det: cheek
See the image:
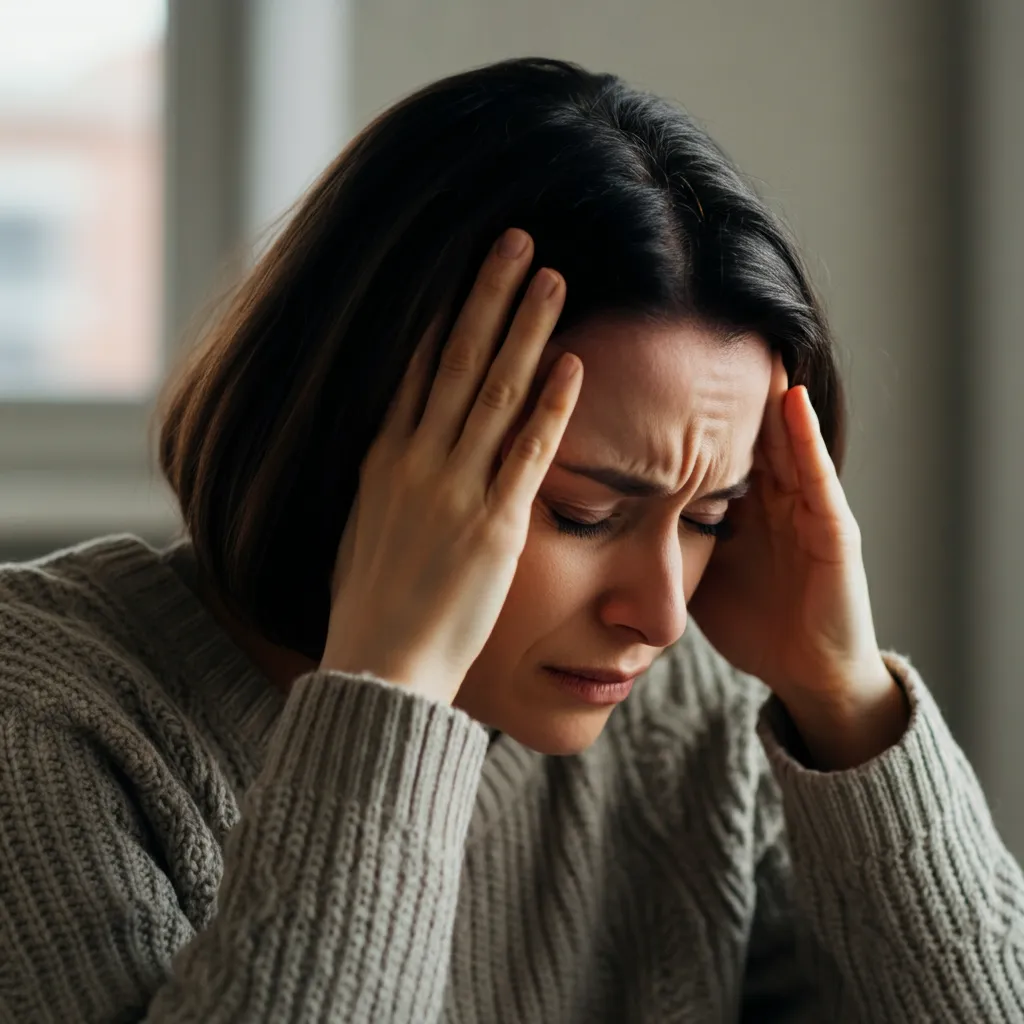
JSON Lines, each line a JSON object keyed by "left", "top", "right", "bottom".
{"left": 488, "top": 516, "right": 584, "bottom": 642}
{"left": 512, "top": 514, "right": 582, "bottom": 604}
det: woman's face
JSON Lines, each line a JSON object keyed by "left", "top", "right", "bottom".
{"left": 454, "top": 317, "right": 773, "bottom": 754}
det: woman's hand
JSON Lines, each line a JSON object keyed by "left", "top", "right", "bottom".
{"left": 319, "top": 229, "right": 582, "bottom": 706}
{"left": 689, "top": 353, "right": 909, "bottom": 770}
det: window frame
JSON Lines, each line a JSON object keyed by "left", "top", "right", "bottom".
{"left": 0, "top": 0, "right": 247, "bottom": 546}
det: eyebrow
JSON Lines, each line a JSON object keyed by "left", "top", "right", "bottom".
{"left": 554, "top": 462, "right": 752, "bottom": 502}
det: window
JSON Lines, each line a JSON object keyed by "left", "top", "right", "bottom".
{"left": 0, "top": 0, "right": 235, "bottom": 548}
{"left": 0, "top": 0, "right": 165, "bottom": 400}
{"left": 0, "top": 0, "right": 346, "bottom": 549}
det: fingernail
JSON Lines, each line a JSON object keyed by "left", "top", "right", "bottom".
{"left": 552, "top": 354, "right": 580, "bottom": 385}
{"left": 498, "top": 228, "right": 529, "bottom": 258}
{"left": 534, "top": 268, "right": 561, "bottom": 298}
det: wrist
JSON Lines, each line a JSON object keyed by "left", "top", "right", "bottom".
{"left": 319, "top": 639, "right": 455, "bottom": 706}
{"left": 783, "top": 655, "right": 910, "bottom": 770}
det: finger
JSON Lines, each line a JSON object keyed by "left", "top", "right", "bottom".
{"left": 452, "top": 267, "right": 566, "bottom": 472}
{"left": 784, "top": 385, "right": 849, "bottom": 519}
{"left": 761, "top": 352, "right": 800, "bottom": 494}
{"left": 379, "top": 319, "right": 442, "bottom": 442}
{"left": 488, "top": 352, "right": 582, "bottom": 515}
{"left": 417, "top": 228, "right": 534, "bottom": 450}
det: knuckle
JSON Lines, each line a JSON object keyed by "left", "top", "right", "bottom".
{"left": 476, "top": 263, "right": 513, "bottom": 300}
{"left": 539, "top": 385, "right": 574, "bottom": 417}
{"left": 512, "top": 431, "right": 547, "bottom": 462}
{"left": 438, "top": 343, "right": 476, "bottom": 378}
{"left": 478, "top": 376, "right": 518, "bottom": 412}
{"left": 440, "top": 483, "right": 477, "bottom": 526}
{"left": 481, "top": 505, "right": 521, "bottom": 545}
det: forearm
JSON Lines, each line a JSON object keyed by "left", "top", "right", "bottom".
{"left": 1, "top": 673, "right": 487, "bottom": 1023}
{"left": 151, "top": 671, "right": 487, "bottom": 1022}
{"left": 758, "top": 653, "right": 1024, "bottom": 1021}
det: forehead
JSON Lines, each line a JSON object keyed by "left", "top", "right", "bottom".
{"left": 550, "top": 317, "right": 772, "bottom": 487}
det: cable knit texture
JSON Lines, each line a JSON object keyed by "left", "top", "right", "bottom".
{"left": 1, "top": 534, "right": 1022, "bottom": 1022}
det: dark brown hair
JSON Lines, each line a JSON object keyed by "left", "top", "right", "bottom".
{"left": 158, "top": 57, "right": 844, "bottom": 659}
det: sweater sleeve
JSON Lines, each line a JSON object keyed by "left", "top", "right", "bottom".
{"left": 0, "top": 670, "right": 487, "bottom": 1024}
{"left": 745, "top": 652, "right": 1024, "bottom": 1022}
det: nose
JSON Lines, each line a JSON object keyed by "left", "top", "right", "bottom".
{"left": 598, "top": 527, "right": 689, "bottom": 649}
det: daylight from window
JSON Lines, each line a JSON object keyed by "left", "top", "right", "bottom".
{"left": 0, "top": 0, "right": 165, "bottom": 399}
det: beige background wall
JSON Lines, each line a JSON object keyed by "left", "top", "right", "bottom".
{"left": 350, "top": 0, "right": 964, "bottom": 709}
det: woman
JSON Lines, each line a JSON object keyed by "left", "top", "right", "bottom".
{"left": 1, "top": 57, "right": 1020, "bottom": 1022}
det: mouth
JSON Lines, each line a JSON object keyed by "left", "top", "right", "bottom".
{"left": 546, "top": 665, "right": 648, "bottom": 684}
{"left": 542, "top": 665, "right": 648, "bottom": 706}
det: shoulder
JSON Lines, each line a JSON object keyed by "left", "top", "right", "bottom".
{"left": 0, "top": 538, "right": 232, "bottom": 935}
{"left": 0, "top": 534, "right": 185, "bottom": 727}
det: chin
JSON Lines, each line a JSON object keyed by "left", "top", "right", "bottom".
{"left": 497, "top": 706, "right": 615, "bottom": 756}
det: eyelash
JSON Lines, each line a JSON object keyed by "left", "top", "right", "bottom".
{"left": 551, "top": 510, "right": 730, "bottom": 541}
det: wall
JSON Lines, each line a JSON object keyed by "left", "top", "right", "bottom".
{"left": 966, "top": 0, "right": 1024, "bottom": 853}
{"left": 351, "top": 0, "right": 963, "bottom": 712}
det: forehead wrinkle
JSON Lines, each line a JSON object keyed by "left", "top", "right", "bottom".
{"left": 625, "top": 368, "right": 748, "bottom": 493}
{"left": 619, "top": 417, "right": 689, "bottom": 496}
{"left": 682, "top": 429, "right": 731, "bottom": 502}
{"left": 687, "top": 391, "right": 742, "bottom": 484}
{"left": 677, "top": 422, "right": 707, "bottom": 497}
{"left": 557, "top": 317, "right": 769, "bottom": 500}
{"left": 613, "top": 420, "right": 724, "bottom": 502}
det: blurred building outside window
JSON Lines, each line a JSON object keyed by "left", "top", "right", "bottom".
{"left": 0, "top": 0, "right": 164, "bottom": 400}
{"left": 0, "top": 0, "right": 347, "bottom": 546}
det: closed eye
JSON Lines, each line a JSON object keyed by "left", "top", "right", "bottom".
{"left": 550, "top": 509, "right": 731, "bottom": 541}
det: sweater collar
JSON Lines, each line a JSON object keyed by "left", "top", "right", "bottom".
{"left": 90, "top": 534, "right": 286, "bottom": 771}
{"left": 92, "top": 534, "right": 544, "bottom": 819}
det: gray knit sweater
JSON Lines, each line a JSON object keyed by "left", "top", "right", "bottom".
{"left": 1, "top": 534, "right": 1022, "bottom": 1023}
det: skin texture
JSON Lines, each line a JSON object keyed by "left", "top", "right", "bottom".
{"left": 206, "top": 232, "right": 908, "bottom": 770}
{"left": 203, "top": 312, "right": 775, "bottom": 758}
{"left": 454, "top": 318, "right": 772, "bottom": 755}
{"left": 209, "top": 311, "right": 905, "bottom": 769}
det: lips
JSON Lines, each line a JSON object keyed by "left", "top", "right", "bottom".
{"left": 545, "top": 666, "right": 649, "bottom": 684}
